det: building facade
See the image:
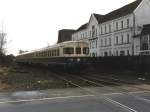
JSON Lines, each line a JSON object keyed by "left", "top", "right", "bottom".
{"left": 72, "top": 0, "right": 150, "bottom": 56}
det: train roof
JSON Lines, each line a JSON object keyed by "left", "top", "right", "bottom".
{"left": 17, "top": 41, "right": 88, "bottom": 56}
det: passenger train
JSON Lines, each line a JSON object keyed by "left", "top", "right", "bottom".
{"left": 16, "top": 41, "right": 89, "bottom": 68}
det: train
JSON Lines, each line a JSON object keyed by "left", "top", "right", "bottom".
{"left": 15, "top": 41, "right": 90, "bottom": 70}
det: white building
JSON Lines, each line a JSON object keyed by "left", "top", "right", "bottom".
{"left": 140, "top": 24, "right": 150, "bottom": 55}
{"left": 72, "top": 0, "right": 150, "bottom": 57}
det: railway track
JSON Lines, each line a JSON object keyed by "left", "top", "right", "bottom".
{"left": 82, "top": 72, "right": 137, "bottom": 84}
{"left": 51, "top": 70, "right": 149, "bottom": 95}
{"left": 51, "top": 71, "right": 150, "bottom": 112}
{"left": 81, "top": 72, "right": 150, "bottom": 91}
{"left": 52, "top": 70, "right": 150, "bottom": 92}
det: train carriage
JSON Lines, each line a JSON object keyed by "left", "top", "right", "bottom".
{"left": 16, "top": 41, "right": 89, "bottom": 67}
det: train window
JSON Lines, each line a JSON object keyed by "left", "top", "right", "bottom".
{"left": 63, "top": 47, "right": 74, "bottom": 54}
{"left": 46, "top": 51, "right": 48, "bottom": 57}
{"left": 57, "top": 49, "right": 60, "bottom": 56}
{"left": 44, "top": 51, "right": 46, "bottom": 57}
{"left": 47, "top": 51, "right": 49, "bottom": 56}
{"left": 36, "top": 53, "right": 37, "bottom": 57}
{"left": 45, "top": 51, "right": 47, "bottom": 56}
{"left": 44, "top": 51, "right": 46, "bottom": 56}
{"left": 52, "top": 50, "right": 54, "bottom": 56}
{"left": 48, "top": 50, "right": 50, "bottom": 56}
{"left": 76, "top": 47, "right": 81, "bottom": 54}
{"left": 55, "top": 49, "right": 57, "bottom": 56}
{"left": 55, "top": 49, "right": 58, "bottom": 56}
{"left": 43, "top": 52, "right": 45, "bottom": 56}
{"left": 83, "top": 47, "right": 89, "bottom": 54}
{"left": 38, "top": 52, "right": 39, "bottom": 56}
{"left": 50, "top": 51, "right": 52, "bottom": 56}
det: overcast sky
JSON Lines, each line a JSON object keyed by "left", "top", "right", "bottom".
{"left": 0, "top": 0, "right": 135, "bottom": 55}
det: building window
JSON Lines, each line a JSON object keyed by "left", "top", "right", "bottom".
{"left": 82, "top": 33, "right": 84, "bottom": 39}
{"left": 116, "top": 36, "right": 118, "bottom": 45}
{"left": 101, "top": 39, "right": 103, "bottom": 47}
{"left": 95, "top": 28, "right": 97, "bottom": 36}
{"left": 92, "top": 53, "right": 96, "bottom": 57}
{"left": 109, "top": 38, "right": 111, "bottom": 46}
{"left": 105, "top": 25, "right": 107, "bottom": 33}
{"left": 82, "top": 34, "right": 84, "bottom": 39}
{"left": 101, "top": 52, "right": 103, "bottom": 56}
{"left": 127, "top": 50, "right": 130, "bottom": 55}
{"left": 85, "top": 32, "right": 87, "bottom": 38}
{"left": 109, "top": 51, "right": 111, "bottom": 56}
{"left": 127, "top": 34, "right": 130, "bottom": 43}
{"left": 92, "top": 26, "right": 95, "bottom": 37}
{"left": 101, "top": 27, "right": 103, "bottom": 34}
{"left": 120, "top": 51, "right": 125, "bottom": 56}
{"left": 116, "top": 22, "right": 118, "bottom": 31}
{"left": 92, "top": 41, "right": 94, "bottom": 48}
{"left": 127, "top": 19, "right": 130, "bottom": 28}
{"left": 116, "top": 51, "right": 118, "bottom": 56}
{"left": 121, "top": 35, "right": 124, "bottom": 44}
{"left": 90, "top": 31, "right": 92, "bottom": 37}
{"left": 83, "top": 47, "right": 89, "bottom": 55}
{"left": 90, "top": 42, "right": 91, "bottom": 48}
{"left": 121, "top": 21, "right": 123, "bottom": 29}
{"left": 105, "top": 38, "right": 107, "bottom": 46}
{"left": 109, "top": 24, "right": 111, "bottom": 33}
{"left": 96, "top": 40, "right": 97, "bottom": 48}
{"left": 104, "top": 52, "right": 108, "bottom": 56}
{"left": 141, "top": 35, "right": 149, "bottom": 50}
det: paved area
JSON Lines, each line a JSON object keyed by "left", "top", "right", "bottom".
{"left": 0, "top": 86, "right": 150, "bottom": 112}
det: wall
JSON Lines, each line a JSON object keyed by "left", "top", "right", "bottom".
{"left": 134, "top": 0, "right": 150, "bottom": 26}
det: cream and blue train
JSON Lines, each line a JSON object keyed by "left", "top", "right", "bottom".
{"left": 16, "top": 41, "right": 89, "bottom": 67}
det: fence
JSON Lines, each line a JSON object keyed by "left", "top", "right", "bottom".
{"left": 88, "top": 56, "right": 150, "bottom": 73}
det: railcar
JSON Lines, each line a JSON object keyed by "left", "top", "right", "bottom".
{"left": 16, "top": 41, "right": 90, "bottom": 69}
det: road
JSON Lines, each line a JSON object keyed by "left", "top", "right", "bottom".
{"left": 0, "top": 87, "right": 150, "bottom": 112}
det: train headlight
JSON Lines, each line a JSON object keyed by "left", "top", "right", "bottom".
{"left": 77, "top": 58, "right": 80, "bottom": 62}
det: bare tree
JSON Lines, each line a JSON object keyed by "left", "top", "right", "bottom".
{"left": 0, "top": 32, "right": 7, "bottom": 55}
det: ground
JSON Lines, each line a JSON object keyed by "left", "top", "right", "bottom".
{"left": 0, "top": 65, "right": 150, "bottom": 111}
{"left": 0, "top": 64, "right": 150, "bottom": 92}
{"left": 0, "top": 86, "right": 150, "bottom": 112}
{"left": 0, "top": 65, "right": 73, "bottom": 92}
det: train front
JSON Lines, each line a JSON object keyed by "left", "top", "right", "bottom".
{"left": 61, "top": 41, "right": 90, "bottom": 72}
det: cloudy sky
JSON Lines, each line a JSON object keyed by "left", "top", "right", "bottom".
{"left": 0, "top": 0, "right": 135, "bottom": 55}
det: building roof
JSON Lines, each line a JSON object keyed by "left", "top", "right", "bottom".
{"left": 75, "top": 23, "right": 88, "bottom": 32}
{"left": 102, "top": 0, "right": 142, "bottom": 23}
{"left": 94, "top": 0, "right": 143, "bottom": 23}
{"left": 75, "top": 0, "right": 143, "bottom": 33}
{"left": 93, "top": 13, "right": 104, "bottom": 24}
{"left": 57, "top": 29, "right": 75, "bottom": 43}
{"left": 141, "top": 24, "right": 150, "bottom": 35}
